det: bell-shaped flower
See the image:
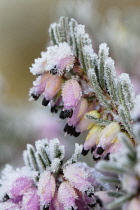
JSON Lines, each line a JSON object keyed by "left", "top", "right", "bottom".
{"left": 42, "top": 74, "right": 62, "bottom": 106}
{"left": 10, "top": 176, "right": 33, "bottom": 198}
{"left": 29, "top": 72, "right": 53, "bottom": 100}
{"left": 84, "top": 125, "right": 103, "bottom": 151}
{"left": 125, "top": 198, "right": 140, "bottom": 210}
{"left": 75, "top": 107, "right": 98, "bottom": 134}
{"left": 61, "top": 79, "right": 82, "bottom": 118}
{"left": 63, "top": 163, "right": 94, "bottom": 196}
{"left": 96, "top": 122, "right": 120, "bottom": 153}
{"left": 37, "top": 171, "right": 56, "bottom": 207}
{"left": 22, "top": 187, "right": 40, "bottom": 210}
{"left": 64, "top": 98, "right": 88, "bottom": 137}
{"left": 57, "top": 181, "right": 78, "bottom": 210}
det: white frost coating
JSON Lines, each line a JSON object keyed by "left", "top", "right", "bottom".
{"left": 35, "top": 139, "right": 48, "bottom": 151}
{"left": 0, "top": 166, "right": 37, "bottom": 200}
{"left": 82, "top": 45, "right": 94, "bottom": 58}
{"left": 132, "top": 94, "right": 140, "bottom": 120}
{"left": 64, "top": 143, "right": 83, "bottom": 166}
{"left": 30, "top": 51, "right": 48, "bottom": 75}
{"left": 45, "top": 42, "right": 75, "bottom": 75}
{"left": 105, "top": 57, "right": 116, "bottom": 76}
{"left": 74, "top": 24, "right": 91, "bottom": 45}
{"left": 99, "top": 43, "right": 109, "bottom": 58}
{"left": 51, "top": 158, "right": 61, "bottom": 173}
{"left": 119, "top": 73, "right": 135, "bottom": 111}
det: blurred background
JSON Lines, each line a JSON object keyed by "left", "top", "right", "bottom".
{"left": 0, "top": 0, "right": 140, "bottom": 169}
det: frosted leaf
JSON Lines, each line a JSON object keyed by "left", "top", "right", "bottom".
{"left": 51, "top": 158, "right": 61, "bottom": 173}
{"left": 30, "top": 51, "right": 48, "bottom": 75}
{"left": 132, "top": 94, "right": 140, "bottom": 120}
{"left": 119, "top": 73, "right": 135, "bottom": 111}
{"left": 99, "top": 43, "right": 109, "bottom": 58}
{"left": 35, "top": 139, "right": 49, "bottom": 151}
{"left": 64, "top": 143, "right": 83, "bottom": 166}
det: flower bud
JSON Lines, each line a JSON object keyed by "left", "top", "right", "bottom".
{"left": 126, "top": 198, "right": 140, "bottom": 210}
{"left": 10, "top": 177, "right": 33, "bottom": 197}
{"left": 84, "top": 125, "right": 103, "bottom": 151}
{"left": 97, "top": 122, "right": 120, "bottom": 150}
{"left": 29, "top": 72, "right": 52, "bottom": 100}
{"left": 42, "top": 74, "right": 62, "bottom": 106}
{"left": 22, "top": 187, "right": 40, "bottom": 210}
{"left": 58, "top": 181, "right": 78, "bottom": 210}
{"left": 63, "top": 164, "right": 94, "bottom": 195}
{"left": 61, "top": 79, "right": 82, "bottom": 118}
{"left": 63, "top": 98, "right": 88, "bottom": 136}
{"left": 38, "top": 171, "right": 56, "bottom": 207}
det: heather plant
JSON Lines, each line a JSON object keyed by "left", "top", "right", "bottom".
{"left": 0, "top": 17, "right": 139, "bottom": 210}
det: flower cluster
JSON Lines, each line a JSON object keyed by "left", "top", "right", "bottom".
{"left": 29, "top": 17, "right": 136, "bottom": 162}
{"left": 0, "top": 138, "right": 108, "bottom": 210}
{"left": 96, "top": 121, "right": 140, "bottom": 209}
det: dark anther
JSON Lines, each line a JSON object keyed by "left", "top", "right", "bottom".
{"left": 104, "top": 153, "right": 110, "bottom": 160}
{"left": 73, "top": 130, "right": 81, "bottom": 137}
{"left": 96, "top": 198, "right": 103, "bottom": 207}
{"left": 43, "top": 205, "right": 49, "bottom": 210}
{"left": 81, "top": 148, "right": 89, "bottom": 156}
{"left": 64, "top": 109, "right": 73, "bottom": 118}
{"left": 93, "top": 155, "right": 100, "bottom": 161}
{"left": 64, "top": 123, "right": 69, "bottom": 132}
{"left": 71, "top": 207, "right": 74, "bottom": 210}
{"left": 91, "top": 145, "right": 96, "bottom": 153}
{"left": 88, "top": 203, "right": 96, "bottom": 208}
{"left": 51, "top": 106, "right": 58, "bottom": 113}
{"left": 59, "top": 110, "right": 65, "bottom": 119}
{"left": 50, "top": 65, "right": 57, "bottom": 75}
{"left": 31, "top": 93, "right": 40, "bottom": 101}
{"left": 42, "top": 98, "right": 49, "bottom": 106}
{"left": 3, "top": 194, "right": 10, "bottom": 202}
{"left": 88, "top": 192, "right": 94, "bottom": 197}
{"left": 67, "top": 125, "right": 74, "bottom": 135}
{"left": 97, "top": 147, "right": 104, "bottom": 155}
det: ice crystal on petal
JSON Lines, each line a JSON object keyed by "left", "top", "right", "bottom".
{"left": 30, "top": 51, "right": 48, "bottom": 75}
{"left": 45, "top": 42, "right": 75, "bottom": 75}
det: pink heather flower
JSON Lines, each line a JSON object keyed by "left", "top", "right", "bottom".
{"left": 37, "top": 171, "right": 56, "bottom": 207}
{"left": 29, "top": 72, "right": 53, "bottom": 100}
{"left": 83, "top": 125, "right": 103, "bottom": 151}
{"left": 30, "top": 72, "right": 62, "bottom": 106}
{"left": 22, "top": 187, "right": 40, "bottom": 210}
{"left": 61, "top": 79, "right": 82, "bottom": 118}
{"left": 43, "top": 74, "right": 62, "bottom": 104}
{"left": 124, "top": 198, "right": 140, "bottom": 210}
{"left": 30, "top": 51, "right": 48, "bottom": 75}
{"left": 57, "top": 181, "right": 78, "bottom": 210}
{"left": 10, "top": 177, "right": 33, "bottom": 198}
{"left": 64, "top": 98, "right": 89, "bottom": 137}
{"left": 45, "top": 42, "right": 75, "bottom": 75}
{"left": 94, "top": 191, "right": 114, "bottom": 206}
{"left": 63, "top": 163, "right": 94, "bottom": 196}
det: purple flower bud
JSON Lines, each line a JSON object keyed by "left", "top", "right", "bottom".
{"left": 62, "top": 79, "right": 82, "bottom": 111}
{"left": 57, "top": 181, "right": 78, "bottom": 210}
{"left": 43, "top": 74, "right": 62, "bottom": 101}
{"left": 38, "top": 171, "right": 56, "bottom": 207}
{"left": 22, "top": 187, "right": 40, "bottom": 210}
{"left": 10, "top": 177, "right": 33, "bottom": 198}
{"left": 126, "top": 198, "right": 140, "bottom": 210}
{"left": 68, "top": 98, "right": 88, "bottom": 125}
{"left": 63, "top": 164, "right": 94, "bottom": 195}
